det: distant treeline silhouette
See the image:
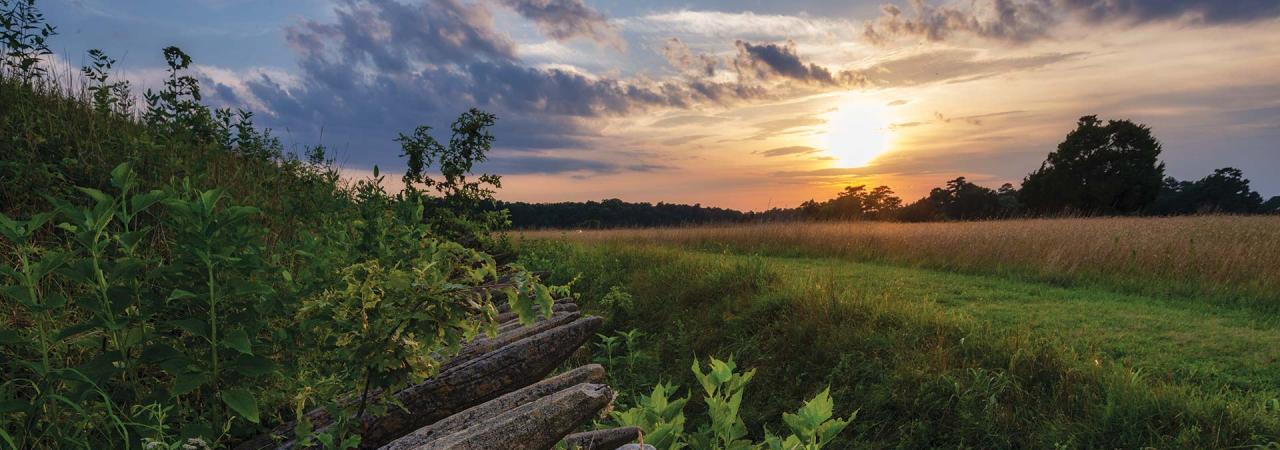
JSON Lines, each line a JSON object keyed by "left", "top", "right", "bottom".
{"left": 498, "top": 116, "right": 1279, "bottom": 229}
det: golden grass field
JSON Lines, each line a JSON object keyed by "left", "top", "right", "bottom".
{"left": 519, "top": 215, "right": 1280, "bottom": 303}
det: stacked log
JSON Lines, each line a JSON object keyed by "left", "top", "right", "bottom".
{"left": 237, "top": 296, "right": 644, "bottom": 450}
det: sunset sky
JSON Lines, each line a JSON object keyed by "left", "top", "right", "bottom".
{"left": 44, "top": 0, "right": 1280, "bottom": 210}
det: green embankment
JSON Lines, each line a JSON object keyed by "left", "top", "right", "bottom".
{"left": 521, "top": 240, "right": 1280, "bottom": 449}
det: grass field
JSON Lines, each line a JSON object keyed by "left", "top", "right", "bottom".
{"left": 515, "top": 218, "right": 1280, "bottom": 448}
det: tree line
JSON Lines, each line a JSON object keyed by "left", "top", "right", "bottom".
{"left": 502, "top": 115, "right": 1279, "bottom": 228}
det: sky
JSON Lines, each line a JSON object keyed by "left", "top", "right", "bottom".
{"left": 42, "top": 0, "right": 1280, "bottom": 211}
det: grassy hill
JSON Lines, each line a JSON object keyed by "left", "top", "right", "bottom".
{"left": 0, "top": 48, "right": 558, "bottom": 448}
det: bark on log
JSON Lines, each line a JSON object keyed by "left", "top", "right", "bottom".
{"left": 378, "top": 364, "right": 606, "bottom": 450}
{"left": 616, "top": 445, "right": 657, "bottom": 450}
{"left": 496, "top": 304, "right": 577, "bottom": 335}
{"left": 452, "top": 311, "right": 581, "bottom": 368}
{"left": 412, "top": 383, "right": 614, "bottom": 450}
{"left": 496, "top": 299, "right": 578, "bottom": 324}
{"left": 236, "top": 316, "right": 603, "bottom": 450}
{"left": 562, "top": 427, "right": 642, "bottom": 450}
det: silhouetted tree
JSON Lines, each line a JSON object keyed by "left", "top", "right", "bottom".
{"left": 1262, "top": 196, "right": 1280, "bottom": 214}
{"left": 895, "top": 198, "right": 940, "bottom": 222}
{"left": 1020, "top": 115, "right": 1165, "bottom": 215}
{"left": 996, "top": 183, "right": 1021, "bottom": 214}
{"left": 926, "top": 177, "right": 1001, "bottom": 220}
{"left": 1150, "top": 167, "right": 1265, "bottom": 214}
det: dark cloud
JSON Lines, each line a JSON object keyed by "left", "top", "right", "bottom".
{"left": 285, "top": 0, "right": 517, "bottom": 68}
{"left": 1058, "top": 0, "right": 1280, "bottom": 24}
{"left": 755, "top": 145, "right": 820, "bottom": 157}
{"left": 733, "top": 40, "right": 864, "bottom": 86}
{"left": 496, "top": 0, "right": 621, "bottom": 46}
{"left": 480, "top": 155, "right": 674, "bottom": 175}
{"left": 218, "top": 0, "right": 775, "bottom": 172}
{"left": 482, "top": 155, "right": 617, "bottom": 174}
{"left": 865, "top": 0, "right": 1280, "bottom": 44}
{"left": 626, "top": 163, "right": 676, "bottom": 172}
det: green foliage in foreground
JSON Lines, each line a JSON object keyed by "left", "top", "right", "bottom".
{"left": 0, "top": 34, "right": 556, "bottom": 448}
{"left": 521, "top": 240, "right": 1280, "bottom": 449}
{"left": 607, "top": 357, "right": 851, "bottom": 450}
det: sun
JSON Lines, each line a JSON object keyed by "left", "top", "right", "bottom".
{"left": 821, "top": 100, "right": 893, "bottom": 167}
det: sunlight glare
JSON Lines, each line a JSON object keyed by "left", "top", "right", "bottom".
{"left": 822, "top": 100, "right": 892, "bottom": 167}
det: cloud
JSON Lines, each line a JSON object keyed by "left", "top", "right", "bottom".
{"left": 1058, "top": 0, "right": 1280, "bottom": 24}
{"left": 627, "top": 10, "right": 854, "bottom": 40}
{"left": 660, "top": 134, "right": 713, "bottom": 145}
{"left": 661, "top": 38, "right": 718, "bottom": 77}
{"left": 864, "top": 0, "right": 1280, "bottom": 44}
{"left": 647, "top": 114, "right": 729, "bottom": 127}
{"left": 285, "top": 0, "right": 517, "bottom": 68}
{"left": 859, "top": 49, "right": 1081, "bottom": 86}
{"left": 496, "top": 0, "right": 623, "bottom": 48}
{"left": 743, "top": 115, "right": 826, "bottom": 141}
{"left": 217, "top": 0, "right": 782, "bottom": 165}
{"left": 733, "top": 40, "right": 864, "bottom": 86}
{"left": 934, "top": 110, "right": 1026, "bottom": 125}
{"left": 864, "top": 0, "right": 1055, "bottom": 44}
{"left": 755, "top": 145, "right": 821, "bottom": 157}
{"left": 482, "top": 154, "right": 673, "bottom": 175}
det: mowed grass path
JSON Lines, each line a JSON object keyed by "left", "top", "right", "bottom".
{"left": 753, "top": 252, "right": 1280, "bottom": 396}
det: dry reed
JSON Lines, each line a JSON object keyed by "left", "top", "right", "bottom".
{"left": 518, "top": 216, "right": 1280, "bottom": 303}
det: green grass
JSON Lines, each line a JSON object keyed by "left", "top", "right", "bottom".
{"left": 765, "top": 254, "right": 1280, "bottom": 396}
{"left": 520, "top": 239, "right": 1280, "bottom": 449}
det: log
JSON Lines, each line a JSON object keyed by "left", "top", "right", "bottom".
{"left": 452, "top": 311, "right": 581, "bottom": 368}
{"left": 496, "top": 305, "right": 577, "bottom": 335}
{"left": 236, "top": 316, "right": 603, "bottom": 450}
{"left": 379, "top": 365, "right": 607, "bottom": 450}
{"left": 562, "top": 427, "right": 642, "bottom": 450}
{"left": 413, "top": 383, "right": 614, "bottom": 450}
{"left": 496, "top": 299, "right": 578, "bottom": 324}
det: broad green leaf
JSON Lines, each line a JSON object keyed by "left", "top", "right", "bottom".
{"left": 222, "top": 329, "right": 253, "bottom": 354}
{"left": 231, "top": 354, "right": 277, "bottom": 377}
{"left": 54, "top": 321, "right": 97, "bottom": 340}
{"left": 168, "top": 288, "right": 199, "bottom": 301}
{"left": 76, "top": 186, "right": 112, "bottom": 205}
{"left": 130, "top": 190, "right": 167, "bottom": 213}
{"left": 109, "top": 162, "right": 132, "bottom": 188}
{"left": 172, "top": 371, "right": 211, "bottom": 396}
{"left": 169, "top": 318, "right": 209, "bottom": 339}
{"left": 140, "top": 344, "right": 184, "bottom": 364}
{"left": 221, "top": 388, "right": 260, "bottom": 423}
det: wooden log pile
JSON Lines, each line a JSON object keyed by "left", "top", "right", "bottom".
{"left": 236, "top": 296, "right": 649, "bottom": 450}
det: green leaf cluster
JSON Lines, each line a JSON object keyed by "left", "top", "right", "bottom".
{"left": 606, "top": 357, "right": 855, "bottom": 450}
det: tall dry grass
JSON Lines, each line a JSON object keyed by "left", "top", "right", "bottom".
{"left": 518, "top": 216, "right": 1280, "bottom": 305}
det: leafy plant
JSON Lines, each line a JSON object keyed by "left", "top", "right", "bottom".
{"left": 396, "top": 108, "right": 510, "bottom": 248}
{"left": 763, "top": 388, "right": 853, "bottom": 450}
{"left": 0, "top": 0, "right": 54, "bottom": 80}
{"left": 0, "top": 25, "right": 554, "bottom": 447}
{"left": 605, "top": 357, "right": 854, "bottom": 450}
{"left": 81, "top": 49, "right": 133, "bottom": 115}
{"left": 688, "top": 357, "right": 755, "bottom": 450}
